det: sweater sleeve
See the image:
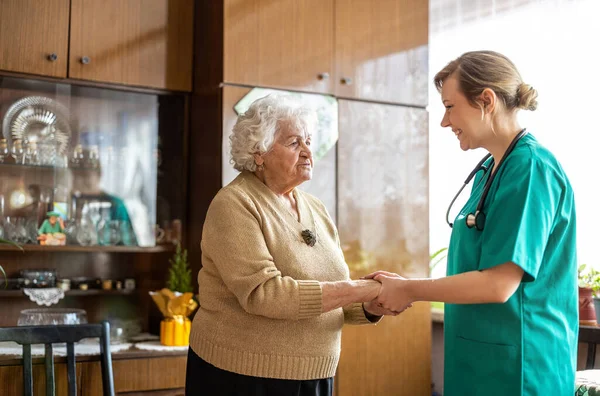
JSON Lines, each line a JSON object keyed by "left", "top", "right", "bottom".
{"left": 201, "top": 188, "right": 323, "bottom": 320}
{"left": 343, "top": 303, "right": 382, "bottom": 325}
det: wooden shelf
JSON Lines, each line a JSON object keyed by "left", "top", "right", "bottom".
{"left": 0, "top": 244, "right": 175, "bottom": 253}
{"left": 0, "top": 289, "right": 135, "bottom": 297}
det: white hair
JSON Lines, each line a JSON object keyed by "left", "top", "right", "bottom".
{"left": 229, "top": 94, "right": 316, "bottom": 172}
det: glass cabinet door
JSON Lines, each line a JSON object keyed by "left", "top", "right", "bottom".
{"left": 0, "top": 76, "right": 176, "bottom": 248}
{"left": 337, "top": 99, "right": 429, "bottom": 278}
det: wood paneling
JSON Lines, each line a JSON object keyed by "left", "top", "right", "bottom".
{"left": 0, "top": 361, "right": 83, "bottom": 395}
{"left": 0, "top": 353, "right": 186, "bottom": 395}
{"left": 69, "top": 0, "right": 194, "bottom": 91}
{"left": 335, "top": 0, "right": 429, "bottom": 105}
{"left": 81, "top": 356, "right": 187, "bottom": 395}
{"left": 223, "top": 0, "right": 334, "bottom": 93}
{"left": 0, "top": 0, "right": 70, "bottom": 78}
{"left": 337, "top": 303, "right": 431, "bottom": 396}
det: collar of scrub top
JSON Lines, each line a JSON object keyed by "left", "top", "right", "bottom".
{"left": 446, "top": 128, "right": 528, "bottom": 231}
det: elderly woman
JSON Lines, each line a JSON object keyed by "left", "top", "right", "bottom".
{"left": 185, "top": 95, "right": 391, "bottom": 395}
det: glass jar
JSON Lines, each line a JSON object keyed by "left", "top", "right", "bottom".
{"left": 0, "top": 138, "right": 9, "bottom": 163}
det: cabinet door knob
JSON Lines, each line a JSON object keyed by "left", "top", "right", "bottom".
{"left": 80, "top": 56, "right": 91, "bottom": 65}
{"left": 317, "top": 72, "right": 330, "bottom": 81}
{"left": 47, "top": 53, "right": 58, "bottom": 62}
{"left": 340, "top": 77, "right": 353, "bottom": 85}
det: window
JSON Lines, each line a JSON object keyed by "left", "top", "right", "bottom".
{"left": 429, "top": 0, "right": 598, "bottom": 273}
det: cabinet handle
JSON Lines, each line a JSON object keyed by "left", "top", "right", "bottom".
{"left": 80, "top": 56, "right": 91, "bottom": 65}
{"left": 317, "top": 72, "right": 330, "bottom": 81}
{"left": 340, "top": 77, "right": 353, "bottom": 85}
{"left": 47, "top": 53, "right": 58, "bottom": 62}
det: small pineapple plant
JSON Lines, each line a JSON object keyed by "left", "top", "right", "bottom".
{"left": 166, "top": 244, "right": 193, "bottom": 293}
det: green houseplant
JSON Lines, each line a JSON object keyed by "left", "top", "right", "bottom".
{"left": 578, "top": 264, "right": 600, "bottom": 325}
{"left": 166, "top": 244, "right": 193, "bottom": 293}
{"left": 430, "top": 247, "right": 448, "bottom": 312}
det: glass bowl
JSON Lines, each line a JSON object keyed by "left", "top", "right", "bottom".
{"left": 17, "top": 308, "right": 88, "bottom": 326}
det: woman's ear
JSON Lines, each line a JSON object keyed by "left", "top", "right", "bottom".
{"left": 480, "top": 88, "right": 497, "bottom": 114}
{"left": 253, "top": 153, "right": 264, "bottom": 166}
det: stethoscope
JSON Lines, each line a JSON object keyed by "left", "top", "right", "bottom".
{"left": 446, "top": 128, "right": 528, "bottom": 231}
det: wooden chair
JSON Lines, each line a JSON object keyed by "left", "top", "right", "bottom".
{"left": 0, "top": 321, "right": 115, "bottom": 396}
{"left": 579, "top": 325, "right": 600, "bottom": 370}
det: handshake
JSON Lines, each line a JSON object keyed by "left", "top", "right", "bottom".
{"left": 360, "top": 271, "right": 414, "bottom": 317}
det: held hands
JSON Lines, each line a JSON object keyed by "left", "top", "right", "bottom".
{"left": 363, "top": 271, "right": 414, "bottom": 315}
{"left": 362, "top": 300, "right": 400, "bottom": 317}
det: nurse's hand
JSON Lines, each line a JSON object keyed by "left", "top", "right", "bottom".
{"left": 365, "top": 271, "right": 414, "bottom": 313}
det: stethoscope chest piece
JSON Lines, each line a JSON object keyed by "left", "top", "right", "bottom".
{"left": 465, "top": 210, "right": 486, "bottom": 231}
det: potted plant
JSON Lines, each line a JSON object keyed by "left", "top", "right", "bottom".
{"left": 166, "top": 244, "right": 193, "bottom": 293}
{"left": 430, "top": 247, "right": 448, "bottom": 312}
{"left": 578, "top": 264, "right": 599, "bottom": 326}
{"left": 582, "top": 265, "right": 600, "bottom": 323}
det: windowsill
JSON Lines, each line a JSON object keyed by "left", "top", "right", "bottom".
{"left": 431, "top": 306, "right": 444, "bottom": 324}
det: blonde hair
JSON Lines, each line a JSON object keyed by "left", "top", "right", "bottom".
{"left": 434, "top": 50, "right": 538, "bottom": 112}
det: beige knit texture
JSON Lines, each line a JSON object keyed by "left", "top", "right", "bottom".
{"left": 190, "top": 171, "right": 372, "bottom": 380}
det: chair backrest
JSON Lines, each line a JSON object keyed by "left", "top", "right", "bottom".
{"left": 579, "top": 325, "right": 600, "bottom": 370}
{"left": 0, "top": 321, "right": 115, "bottom": 396}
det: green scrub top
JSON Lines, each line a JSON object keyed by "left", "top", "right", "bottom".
{"left": 444, "top": 134, "right": 578, "bottom": 396}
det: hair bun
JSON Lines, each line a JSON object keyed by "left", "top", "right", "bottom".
{"left": 517, "top": 83, "right": 538, "bottom": 111}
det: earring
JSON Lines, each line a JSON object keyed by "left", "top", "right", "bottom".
{"left": 257, "top": 164, "right": 264, "bottom": 172}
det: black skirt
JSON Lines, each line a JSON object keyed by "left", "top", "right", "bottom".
{"left": 185, "top": 348, "right": 334, "bottom": 396}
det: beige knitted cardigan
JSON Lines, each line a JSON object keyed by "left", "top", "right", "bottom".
{"left": 189, "top": 171, "right": 375, "bottom": 380}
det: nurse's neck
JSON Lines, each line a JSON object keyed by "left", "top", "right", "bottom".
{"left": 483, "top": 119, "right": 522, "bottom": 174}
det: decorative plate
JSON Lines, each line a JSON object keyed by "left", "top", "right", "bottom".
{"left": 2, "top": 96, "right": 71, "bottom": 155}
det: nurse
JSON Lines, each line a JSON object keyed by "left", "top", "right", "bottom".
{"left": 366, "top": 50, "right": 578, "bottom": 395}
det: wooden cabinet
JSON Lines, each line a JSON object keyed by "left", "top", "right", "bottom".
{"left": 69, "top": 0, "right": 194, "bottom": 91}
{"left": 335, "top": 0, "right": 429, "bottom": 105}
{"left": 81, "top": 355, "right": 186, "bottom": 395}
{"left": 0, "top": 0, "right": 70, "bottom": 78}
{"left": 336, "top": 304, "right": 432, "bottom": 395}
{"left": 0, "top": 0, "right": 194, "bottom": 91}
{"left": 223, "top": 0, "right": 335, "bottom": 94}
{"left": 335, "top": 99, "right": 430, "bottom": 395}
{"left": 220, "top": 0, "right": 428, "bottom": 103}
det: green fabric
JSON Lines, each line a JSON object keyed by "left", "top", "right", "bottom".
{"left": 38, "top": 219, "right": 63, "bottom": 235}
{"left": 99, "top": 193, "right": 137, "bottom": 245}
{"left": 444, "top": 134, "right": 578, "bottom": 396}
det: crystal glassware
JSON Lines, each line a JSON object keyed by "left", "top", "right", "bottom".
{"left": 17, "top": 308, "right": 88, "bottom": 326}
